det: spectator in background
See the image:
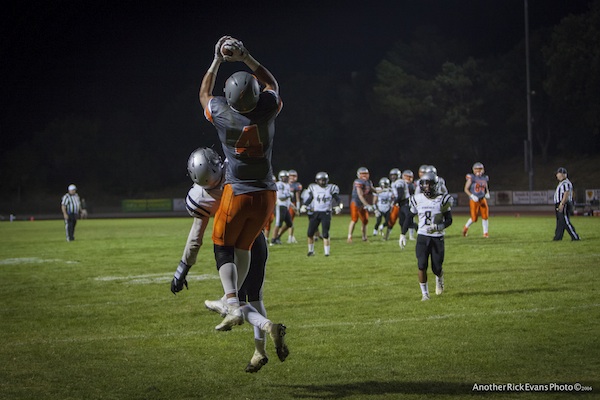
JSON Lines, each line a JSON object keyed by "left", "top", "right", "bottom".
{"left": 553, "top": 167, "right": 580, "bottom": 241}
{"left": 61, "top": 184, "right": 86, "bottom": 242}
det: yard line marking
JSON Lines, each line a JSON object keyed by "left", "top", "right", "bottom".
{"left": 94, "top": 273, "right": 219, "bottom": 284}
{"left": 8, "top": 303, "right": 600, "bottom": 346}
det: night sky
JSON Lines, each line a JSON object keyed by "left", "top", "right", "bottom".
{"left": 0, "top": 0, "right": 591, "bottom": 197}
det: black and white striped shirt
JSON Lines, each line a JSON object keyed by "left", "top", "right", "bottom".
{"left": 61, "top": 193, "right": 82, "bottom": 214}
{"left": 554, "top": 178, "right": 573, "bottom": 204}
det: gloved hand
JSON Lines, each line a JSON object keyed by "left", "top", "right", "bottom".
{"left": 365, "top": 205, "right": 374, "bottom": 213}
{"left": 214, "top": 35, "right": 232, "bottom": 62}
{"left": 399, "top": 234, "right": 407, "bottom": 249}
{"left": 222, "top": 38, "right": 248, "bottom": 62}
{"left": 334, "top": 206, "right": 342, "bottom": 214}
{"left": 374, "top": 209, "right": 381, "bottom": 217}
{"left": 171, "top": 260, "right": 191, "bottom": 295}
{"left": 426, "top": 224, "right": 444, "bottom": 234}
{"left": 470, "top": 194, "right": 479, "bottom": 202}
{"left": 300, "top": 205, "right": 308, "bottom": 214}
{"left": 485, "top": 193, "right": 490, "bottom": 199}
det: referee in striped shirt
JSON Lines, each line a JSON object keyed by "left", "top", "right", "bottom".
{"left": 61, "top": 184, "right": 86, "bottom": 242}
{"left": 553, "top": 167, "right": 580, "bottom": 241}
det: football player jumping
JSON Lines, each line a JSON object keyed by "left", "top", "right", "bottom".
{"left": 399, "top": 172, "right": 454, "bottom": 301}
{"left": 199, "top": 36, "right": 282, "bottom": 331}
{"left": 171, "top": 147, "right": 288, "bottom": 372}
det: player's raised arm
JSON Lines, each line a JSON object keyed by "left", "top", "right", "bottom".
{"left": 199, "top": 36, "right": 231, "bottom": 110}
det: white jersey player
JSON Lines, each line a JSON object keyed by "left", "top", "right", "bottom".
{"left": 400, "top": 172, "right": 453, "bottom": 301}
{"left": 300, "top": 172, "right": 342, "bottom": 256}
{"left": 414, "top": 165, "right": 448, "bottom": 195}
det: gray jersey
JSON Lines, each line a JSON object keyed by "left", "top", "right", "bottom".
{"left": 409, "top": 193, "right": 453, "bottom": 237}
{"left": 205, "top": 91, "right": 282, "bottom": 195}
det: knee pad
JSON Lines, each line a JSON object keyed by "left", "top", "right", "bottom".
{"left": 214, "top": 244, "right": 234, "bottom": 269}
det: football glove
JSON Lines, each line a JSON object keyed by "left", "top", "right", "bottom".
{"left": 485, "top": 193, "right": 490, "bottom": 199}
{"left": 334, "top": 206, "right": 342, "bottom": 214}
{"left": 374, "top": 209, "right": 381, "bottom": 217}
{"left": 171, "top": 260, "right": 191, "bottom": 295}
{"left": 222, "top": 38, "right": 248, "bottom": 62}
{"left": 399, "top": 234, "right": 407, "bottom": 250}
{"left": 365, "top": 205, "right": 374, "bottom": 213}
{"left": 426, "top": 224, "right": 444, "bottom": 234}
{"left": 300, "top": 205, "right": 308, "bottom": 214}
{"left": 214, "top": 35, "right": 232, "bottom": 62}
{"left": 470, "top": 194, "right": 479, "bottom": 202}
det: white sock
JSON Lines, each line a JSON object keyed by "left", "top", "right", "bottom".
{"left": 420, "top": 282, "right": 429, "bottom": 296}
{"left": 308, "top": 243, "right": 314, "bottom": 252}
{"left": 482, "top": 219, "right": 489, "bottom": 234}
{"left": 250, "top": 301, "right": 267, "bottom": 341}
{"left": 218, "top": 262, "right": 238, "bottom": 303}
{"left": 324, "top": 244, "right": 330, "bottom": 256}
{"left": 465, "top": 218, "right": 473, "bottom": 228}
{"left": 241, "top": 303, "right": 270, "bottom": 331}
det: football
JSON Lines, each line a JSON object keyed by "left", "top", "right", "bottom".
{"left": 220, "top": 43, "right": 234, "bottom": 57}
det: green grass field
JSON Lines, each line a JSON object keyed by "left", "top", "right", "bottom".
{"left": 1, "top": 214, "right": 599, "bottom": 400}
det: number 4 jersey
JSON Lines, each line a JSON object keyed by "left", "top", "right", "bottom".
{"left": 409, "top": 193, "right": 454, "bottom": 237}
{"left": 204, "top": 92, "right": 282, "bottom": 195}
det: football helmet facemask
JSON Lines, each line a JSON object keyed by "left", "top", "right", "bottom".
{"left": 356, "top": 167, "right": 369, "bottom": 179}
{"left": 419, "top": 172, "right": 439, "bottom": 198}
{"left": 278, "top": 170, "right": 289, "bottom": 182}
{"left": 315, "top": 171, "right": 329, "bottom": 187}
{"left": 472, "top": 162, "right": 484, "bottom": 176}
{"left": 379, "top": 177, "right": 391, "bottom": 188}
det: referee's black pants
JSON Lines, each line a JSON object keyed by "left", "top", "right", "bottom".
{"left": 554, "top": 203, "right": 580, "bottom": 241}
{"left": 65, "top": 213, "right": 78, "bottom": 241}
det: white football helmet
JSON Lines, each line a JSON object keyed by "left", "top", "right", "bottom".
{"left": 278, "top": 170, "right": 289, "bottom": 182}
{"left": 389, "top": 168, "right": 401, "bottom": 181}
{"left": 419, "top": 172, "right": 439, "bottom": 198}
{"left": 187, "top": 147, "right": 223, "bottom": 189}
{"left": 379, "top": 177, "right": 391, "bottom": 188}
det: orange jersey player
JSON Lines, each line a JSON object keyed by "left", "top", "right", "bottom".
{"left": 462, "top": 162, "right": 490, "bottom": 237}
{"left": 347, "top": 167, "right": 374, "bottom": 242}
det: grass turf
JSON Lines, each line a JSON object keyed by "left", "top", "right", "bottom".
{"left": 0, "top": 214, "right": 598, "bottom": 399}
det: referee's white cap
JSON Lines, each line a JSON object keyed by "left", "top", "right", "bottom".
{"left": 68, "top": 184, "right": 77, "bottom": 191}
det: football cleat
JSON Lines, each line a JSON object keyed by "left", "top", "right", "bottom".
{"left": 462, "top": 226, "right": 469, "bottom": 237}
{"left": 421, "top": 293, "right": 431, "bottom": 301}
{"left": 204, "top": 299, "right": 228, "bottom": 317}
{"left": 265, "top": 322, "right": 289, "bottom": 362}
{"left": 245, "top": 350, "right": 269, "bottom": 373}
{"left": 436, "top": 278, "right": 444, "bottom": 295}
{"left": 215, "top": 305, "right": 244, "bottom": 331}
{"left": 483, "top": 233, "right": 489, "bottom": 238}
{"left": 307, "top": 251, "right": 315, "bottom": 257}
